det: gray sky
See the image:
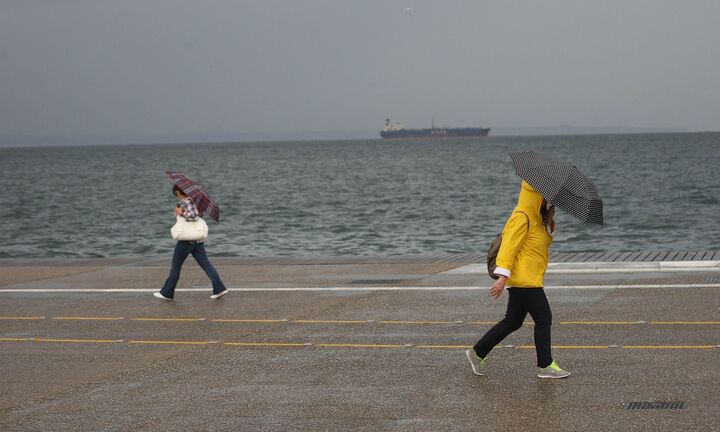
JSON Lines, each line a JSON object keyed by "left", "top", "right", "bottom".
{"left": 1, "top": 0, "right": 719, "bottom": 144}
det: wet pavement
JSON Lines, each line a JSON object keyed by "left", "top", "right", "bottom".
{"left": 1, "top": 257, "right": 718, "bottom": 431}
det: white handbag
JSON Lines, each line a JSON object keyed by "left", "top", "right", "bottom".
{"left": 170, "top": 216, "right": 208, "bottom": 241}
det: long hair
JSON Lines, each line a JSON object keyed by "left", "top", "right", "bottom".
{"left": 540, "top": 199, "right": 554, "bottom": 232}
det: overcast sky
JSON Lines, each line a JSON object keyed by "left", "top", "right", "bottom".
{"left": 1, "top": 0, "right": 718, "bottom": 144}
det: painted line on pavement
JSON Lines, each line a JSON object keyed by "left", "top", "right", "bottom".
{"left": 213, "top": 319, "right": 287, "bottom": 323}
{"left": 651, "top": 321, "right": 720, "bottom": 325}
{"left": 292, "top": 319, "right": 368, "bottom": 324}
{"left": 34, "top": 338, "right": 122, "bottom": 344}
{"left": 224, "top": 342, "right": 306, "bottom": 347}
{"left": 0, "top": 337, "right": 717, "bottom": 350}
{"left": 313, "top": 343, "right": 407, "bottom": 348}
{"left": 1, "top": 316, "right": 718, "bottom": 326}
{"left": 128, "top": 340, "right": 217, "bottom": 345}
{"left": 2, "top": 283, "right": 720, "bottom": 294}
{"left": 559, "top": 321, "right": 645, "bottom": 325}
{"left": 414, "top": 344, "right": 470, "bottom": 349}
{"left": 519, "top": 345, "right": 610, "bottom": 349}
{"left": 621, "top": 345, "right": 718, "bottom": 349}
{"left": 376, "top": 320, "right": 461, "bottom": 325}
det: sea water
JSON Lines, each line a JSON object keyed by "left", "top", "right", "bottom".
{"left": 1, "top": 133, "right": 718, "bottom": 258}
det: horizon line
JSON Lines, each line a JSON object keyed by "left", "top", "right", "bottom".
{"left": 3, "top": 127, "right": 717, "bottom": 149}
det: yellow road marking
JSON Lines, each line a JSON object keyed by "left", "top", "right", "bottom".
{"left": 313, "top": 343, "right": 406, "bottom": 348}
{"left": 52, "top": 317, "right": 123, "bottom": 321}
{"left": 213, "top": 319, "right": 286, "bottom": 323}
{"left": 293, "top": 320, "right": 368, "bottom": 324}
{"left": 0, "top": 317, "right": 45, "bottom": 320}
{"left": 128, "top": 340, "right": 215, "bottom": 345}
{"left": 559, "top": 321, "right": 642, "bottom": 325}
{"left": 519, "top": 345, "right": 609, "bottom": 349}
{"left": 224, "top": 342, "right": 306, "bottom": 347}
{"left": 377, "top": 320, "right": 457, "bottom": 325}
{"left": 622, "top": 345, "right": 717, "bottom": 349}
{"left": 415, "top": 344, "right": 472, "bottom": 349}
{"left": 651, "top": 321, "right": 720, "bottom": 325}
{"left": 0, "top": 337, "right": 717, "bottom": 350}
{"left": 131, "top": 318, "right": 202, "bottom": 322}
{"left": 35, "top": 338, "right": 121, "bottom": 344}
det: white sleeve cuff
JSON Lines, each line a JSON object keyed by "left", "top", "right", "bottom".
{"left": 494, "top": 267, "right": 511, "bottom": 278}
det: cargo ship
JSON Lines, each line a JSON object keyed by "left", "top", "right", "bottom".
{"left": 380, "top": 118, "right": 490, "bottom": 139}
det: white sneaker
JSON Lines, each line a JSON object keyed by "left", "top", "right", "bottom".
{"left": 153, "top": 292, "right": 172, "bottom": 300}
{"left": 465, "top": 349, "right": 487, "bottom": 376}
{"left": 537, "top": 361, "right": 571, "bottom": 379}
{"left": 210, "top": 290, "right": 229, "bottom": 299}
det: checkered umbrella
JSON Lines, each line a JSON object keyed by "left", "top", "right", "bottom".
{"left": 165, "top": 170, "right": 220, "bottom": 222}
{"left": 509, "top": 151, "right": 603, "bottom": 225}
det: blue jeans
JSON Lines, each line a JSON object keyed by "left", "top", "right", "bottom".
{"left": 160, "top": 241, "right": 227, "bottom": 298}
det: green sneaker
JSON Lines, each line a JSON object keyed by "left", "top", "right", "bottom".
{"left": 465, "top": 349, "right": 487, "bottom": 376}
{"left": 537, "top": 360, "right": 571, "bottom": 379}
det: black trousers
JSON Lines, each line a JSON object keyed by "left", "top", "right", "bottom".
{"left": 473, "top": 287, "right": 553, "bottom": 368}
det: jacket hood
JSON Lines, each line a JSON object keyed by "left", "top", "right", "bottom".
{"left": 515, "top": 180, "right": 545, "bottom": 219}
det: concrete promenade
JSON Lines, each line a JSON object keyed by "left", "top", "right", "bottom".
{"left": 1, "top": 255, "right": 719, "bottom": 431}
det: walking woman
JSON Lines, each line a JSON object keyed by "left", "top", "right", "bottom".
{"left": 466, "top": 180, "right": 570, "bottom": 378}
{"left": 154, "top": 185, "right": 229, "bottom": 300}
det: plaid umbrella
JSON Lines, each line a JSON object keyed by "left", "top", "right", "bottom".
{"left": 165, "top": 170, "right": 220, "bottom": 222}
{"left": 509, "top": 151, "right": 603, "bottom": 225}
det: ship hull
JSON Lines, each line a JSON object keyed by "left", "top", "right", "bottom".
{"left": 380, "top": 127, "right": 490, "bottom": 139}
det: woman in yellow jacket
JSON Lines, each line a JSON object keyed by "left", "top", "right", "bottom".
{"left": 466, "top": 181, "right": 570, "bottom": 379}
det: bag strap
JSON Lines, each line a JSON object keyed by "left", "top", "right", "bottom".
{"left": 513, "top": 210, "right": 530, "bottom": 228}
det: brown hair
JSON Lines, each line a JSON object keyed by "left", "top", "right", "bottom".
{"left": 540, "top": 200, "right": 549, "bottom": 224}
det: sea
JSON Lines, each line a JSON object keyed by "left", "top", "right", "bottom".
{"left": 1, "top": 133, "right": 719, "bottom": 258}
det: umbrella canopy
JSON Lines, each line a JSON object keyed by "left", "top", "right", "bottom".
{"left": 165, "top": 170, "right": 220, "bottom": 222}
{"left": 509, "top": 151, "right": 603, "bottom": 225}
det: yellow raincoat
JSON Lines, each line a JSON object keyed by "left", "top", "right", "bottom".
{"left": 495, "top": 181, "right": 553, "bottom": 288}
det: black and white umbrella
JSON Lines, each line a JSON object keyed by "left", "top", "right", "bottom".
{"left": 510, "top": 151, "right": 604, "bottom": 225}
